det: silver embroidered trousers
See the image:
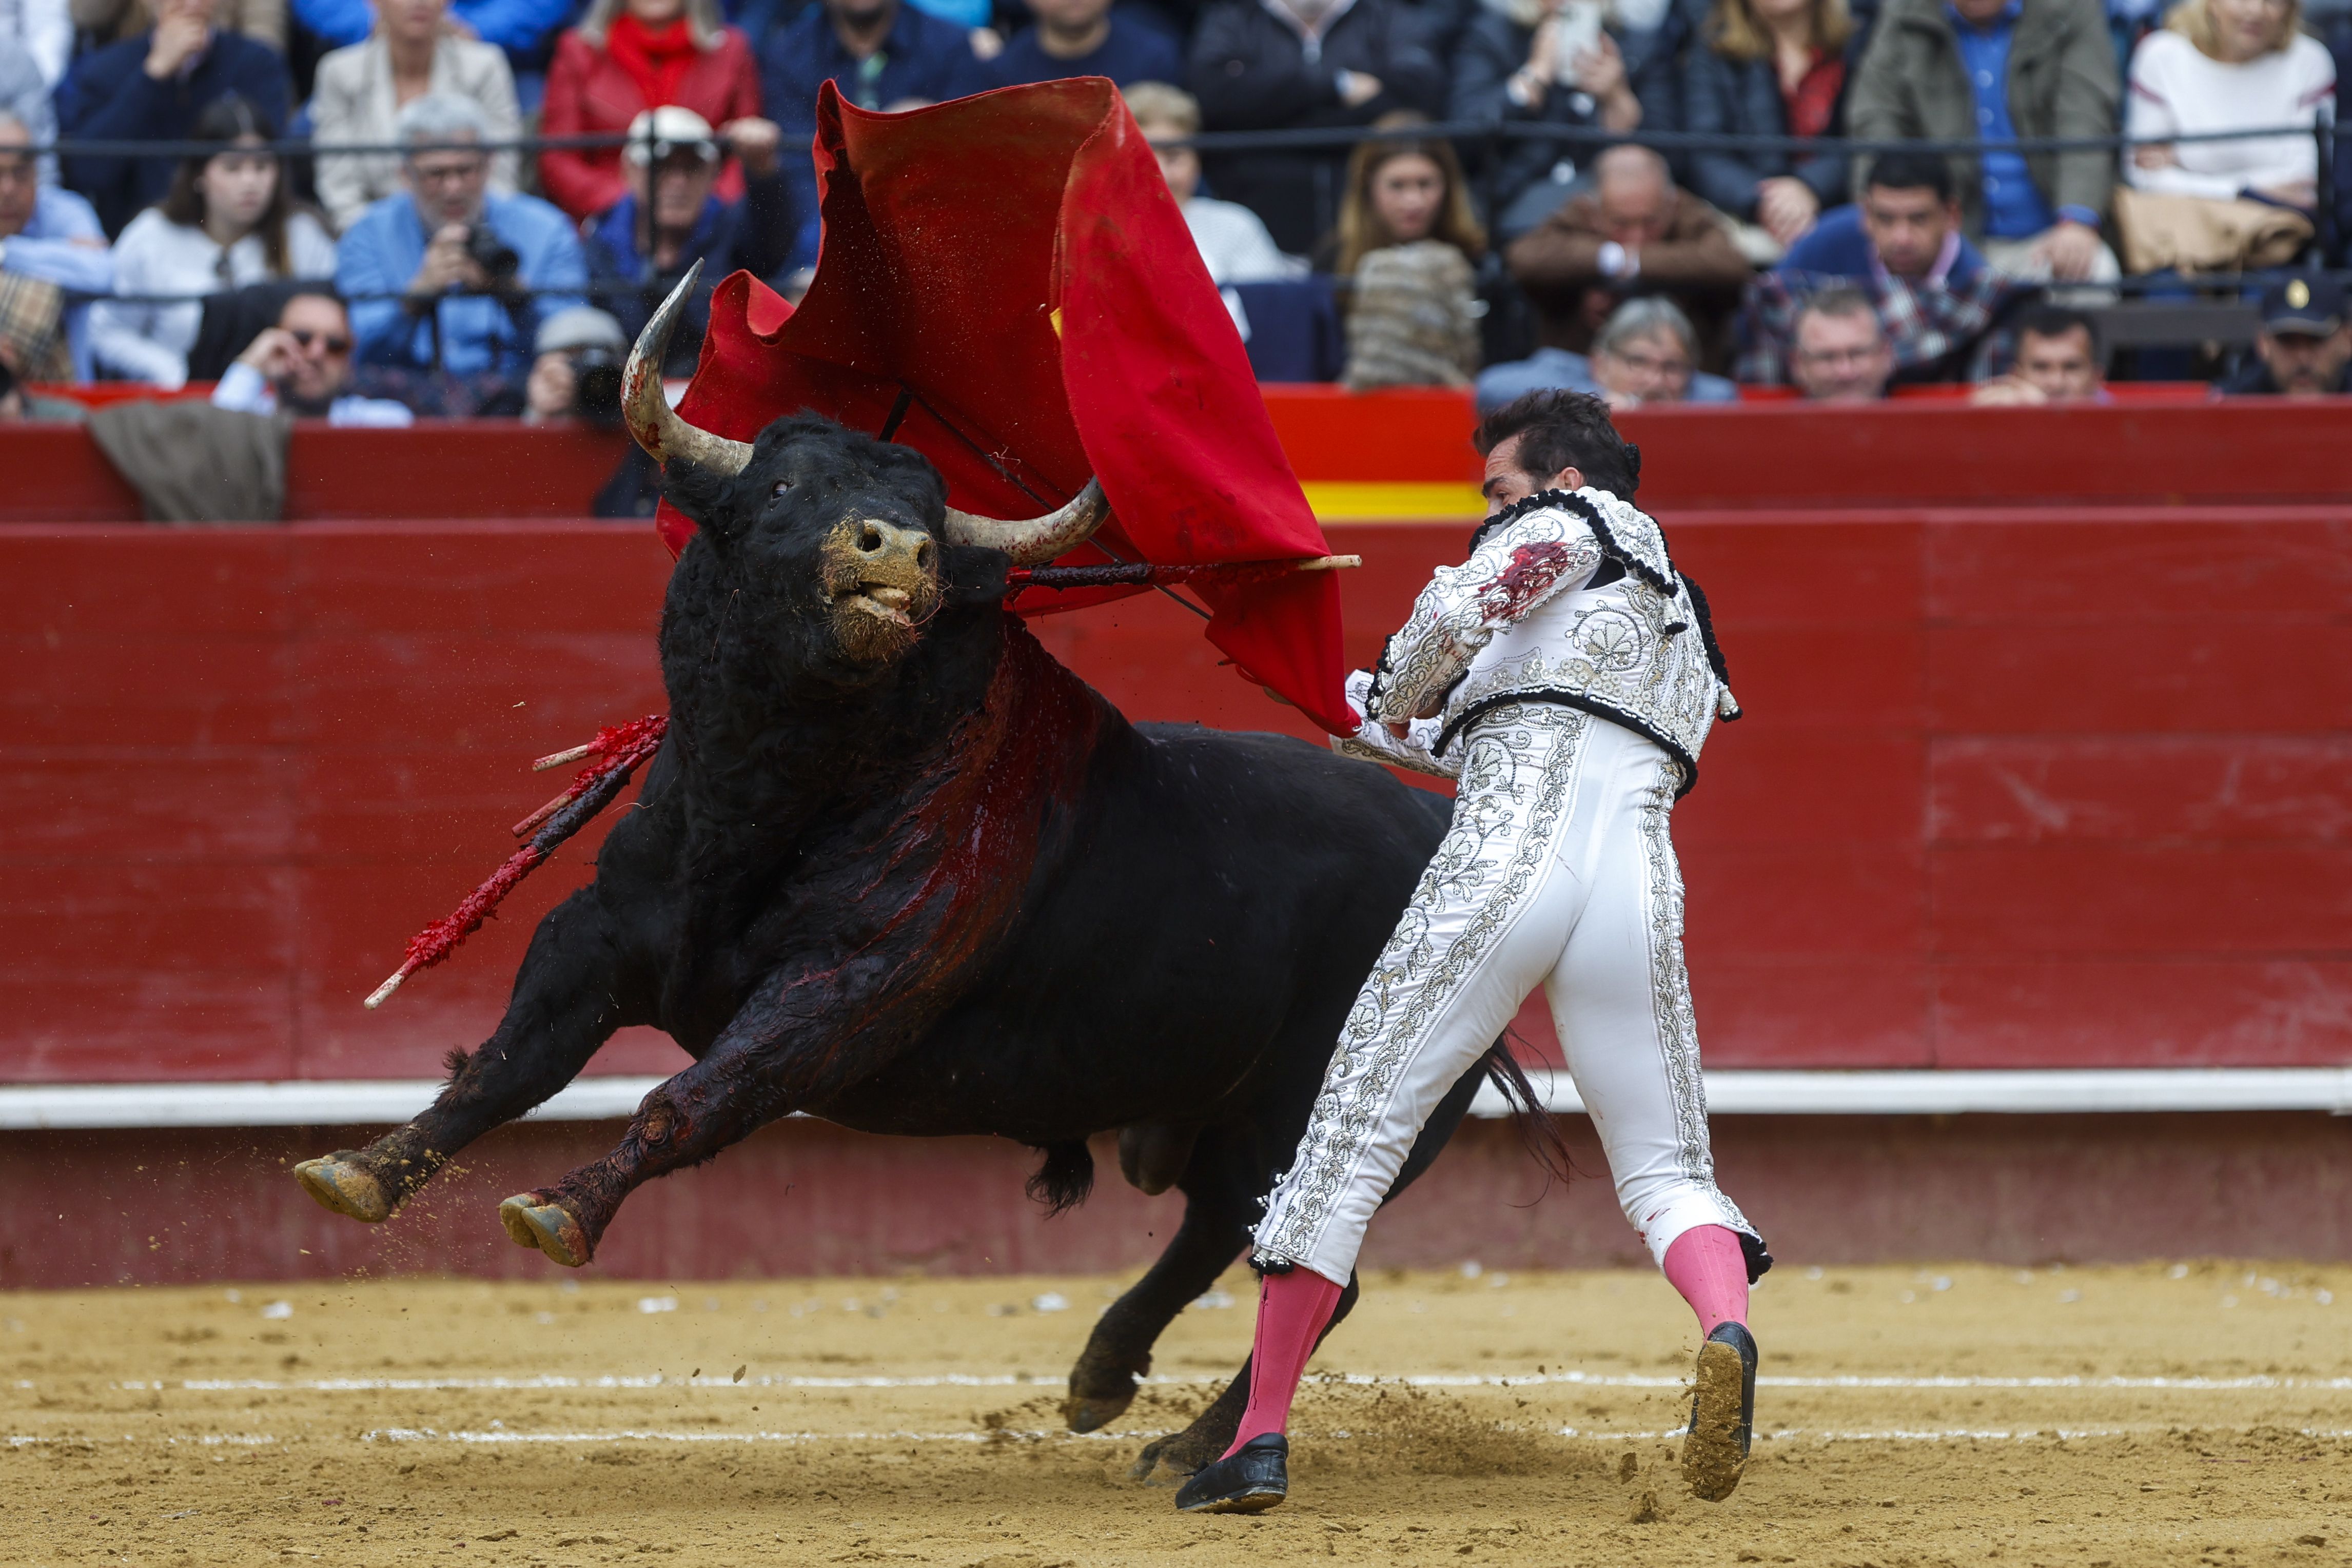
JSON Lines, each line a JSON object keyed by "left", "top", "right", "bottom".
{"left": 1253, "top": 703, "right": 1755, "bottom": 1287}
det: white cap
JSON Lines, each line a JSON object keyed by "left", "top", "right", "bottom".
{"left": 536, "top": 306, "right": 628, "bottom": 356}
{"left": 621, "top": 107, "right": 720, "bottom": 167}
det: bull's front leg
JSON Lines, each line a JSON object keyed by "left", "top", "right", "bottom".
{"left": 494, "top": 962, "right": 852, "bottom": 1267}
{"left": 292, "top": 889, "right": 644, "bottom": 1224}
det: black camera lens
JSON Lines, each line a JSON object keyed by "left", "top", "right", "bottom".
{"left": 464, "top": 223, "right": 521, "bottom": 281}
{"left": 572, "top": 346, "right": 623, "bottom": 419}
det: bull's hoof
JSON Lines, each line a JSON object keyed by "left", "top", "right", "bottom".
{"left": 498, "top": 1194, "right": 592, "bottom": 1268}
{"left": 292, "top": 1155, "right": 391, "bottom": 1223}
{"left": 1062, "top": 1390, "right": 1137, "bottom": 1433}
{"left": 1129, "top": 1423, "right": 1227, "bottom": 1485}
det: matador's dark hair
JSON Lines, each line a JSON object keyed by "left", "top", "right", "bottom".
{"left": 1472, "top": 389, "right": 1641, "bottom": 502}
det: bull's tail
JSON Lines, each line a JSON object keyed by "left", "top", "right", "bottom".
{"left": 1479, "top": 1042, "right": 1579, "bottom": 1186}
{"left": 1024, "top": 1140, "right": 1096, "bottom": 1217}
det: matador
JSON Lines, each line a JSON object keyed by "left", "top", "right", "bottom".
{"left": 1179, "top": 390, "right": 1772, "bottom": 1515}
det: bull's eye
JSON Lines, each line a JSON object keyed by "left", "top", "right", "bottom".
{"left": 770, "top": 480, "right": 793, "bottom": 497}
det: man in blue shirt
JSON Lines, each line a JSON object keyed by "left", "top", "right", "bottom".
{"left": 1739, "top": 152, "right": 2023, "bottom": 384}
{"left": 1848, "top": 0, "right": 2119, "bottom": 284}
{"left": 338, "top": 93, "right": 586, "bottom": 380}
{"left": 56, "top": 0, "right": 291, "bottom": 234}
{"left": 981, "top": 0, "right": 1182, "bottom": 91}
{"left": 0, "top": 110, "right": 113, "bottom": 380}
{"left": 762, "top": 0, "right": 987, "bottom": 272}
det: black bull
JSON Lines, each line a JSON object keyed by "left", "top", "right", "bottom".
{"left": 293, "top": 414, "right": 1556, "bottom": 1477}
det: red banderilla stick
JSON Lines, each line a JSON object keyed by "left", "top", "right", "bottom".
{"left": 362, "top": 715, "right": 669, "bottom": 1010}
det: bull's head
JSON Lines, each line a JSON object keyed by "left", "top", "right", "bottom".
{"left": 625, "top": 266, "right": 1110, "bottom": 674}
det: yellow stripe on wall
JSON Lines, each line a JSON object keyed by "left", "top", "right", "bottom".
{"left": 1300, "top": 482, "right": 1484, "bottom": 523}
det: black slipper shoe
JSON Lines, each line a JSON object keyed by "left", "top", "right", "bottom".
{"left": 1174, "top": 1433, "right": 1289, "bottom": 1514}
{"left": 1681, "top": 1321, "right": 1758, "bottom": 1502}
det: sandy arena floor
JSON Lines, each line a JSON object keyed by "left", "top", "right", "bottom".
{"left": 6, "top": 1261, "right": 2349, "bottom": 1565}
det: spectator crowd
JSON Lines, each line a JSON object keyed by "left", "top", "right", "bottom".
{"left": 1, "top": 0, "right": 2347, "bottom": 426}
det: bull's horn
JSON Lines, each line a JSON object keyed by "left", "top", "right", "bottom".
{"left": 944, "top": 478, "right": 1111, "bottom": 567}
{"left": 622, "top": 259, "right": 753, "bottom": 478}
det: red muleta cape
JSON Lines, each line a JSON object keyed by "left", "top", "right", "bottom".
{"left": 657, "top": 76, "right": 1355, "bottom": 735}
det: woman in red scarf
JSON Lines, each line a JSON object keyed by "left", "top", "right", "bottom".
{"left": 541, "top": 0, "right": 763, "bottom": 220}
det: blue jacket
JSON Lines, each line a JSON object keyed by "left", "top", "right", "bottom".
{"left": 583, "top": 173, "right": 796, "bottom": 369}
{"left": 338, "top": 190, "right": 588, "bottom": 378}
{"left": 981, "top": 19, "right": 1182, "bottom": 89}
{"left": 290, "top": 0, "right": 577, "bottom": 57}
{"left": 57, "top": 31, "right": 291, "bottom": 235}
{"left": 1778, "top": 204, "right": 1991, "bottom": 287}
{"left": 763, "top": 3, "right": 986, "bottom": 270}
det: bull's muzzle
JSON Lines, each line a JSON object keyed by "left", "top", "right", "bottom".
{"left": 622, "top": 263, "right": 1119, "bottom": 567}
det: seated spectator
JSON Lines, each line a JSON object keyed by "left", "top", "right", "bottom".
{"left": 1451, "top": 0, "right": 1644, "bottom": 238}
{"left": 90, "top": 96, "right": 334, "bottom": 387}
{"left": 542, "top": 0, "right": 763, "bottom": 223}
{"left": 1504, "top": 143, "right": 1749, "bottom": 365}
{"left": 1848, "top": 0, "right": 2121, "bottom": 284}
{"left": 583, "top": 106, "right": 790, "bottom": 369}
{"left": 338, "top": 93, "right": 587, "bottom": 379}
{"left": 309, "top": 0, "right": 522, "bottom": 232}
{"left": 209, "top": 286, "right": 415, "bottom": 423}
{"left": 1972, "top": 303, "right": 2108, "bottom": 402}
{"left": 1787, "top": 284, "right": 1893, "bottom": 399}
{"left": 1, "top": 32, "right": 57, "bottom": 186}
{"left": 0, "top": 109, "right": 109, "bottom": 382}
{"left": 763, "top": 0, "right": 987, "bottom": 271}
{"left": 57, "top": 0, "right": 291, "bottom": 235}
{"left": 0, "top": 355, "right": 91, "bottom": 416}
{"left": 291, "top": 0, "right": 572, "bottom": 71}
{"left": 522, "top": 304, "right": 630, "bottom": 423}
{"left": 2216, "top": 273, "right": 2351, "bottom": 395}
{"left": 1186, "top": 0, "right": 1446, "bottom": 254}
{"left": 1126, "top": 80, "right": 1302, "bottom": 283}
{"left": 1740, "top": 152, "right": 2019, "bottom": 384}
{"left": 70, "top": 0, "right": 281, "bottom": 54}
{"left": 983, "top": 0, "right": 1182, "bottom": 86}
{"left": 1477, "top": 295, "right": 1739, "bottom": 408}
{"left": 2118, "top": 0, "right": 2334, "bottom": 265}
{"left": 1326, "top": 124, "right": 1485, "bottom": 388}
{"left": 1682, "top": 0, "right": 1861, "bottom": 260}
{"left": 6, "top": 0, "right": 70, "bottom": 88}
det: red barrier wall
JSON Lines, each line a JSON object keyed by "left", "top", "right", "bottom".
{"left": 7, "top": 393, "right": 2352, "bottom": 523}
{"left": 6, "top": 502, "right": 2346, "bottom": 1083}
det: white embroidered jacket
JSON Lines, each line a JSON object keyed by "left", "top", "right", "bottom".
{"left": 1332, "top": 487, "right": 1738, "bottom": 793}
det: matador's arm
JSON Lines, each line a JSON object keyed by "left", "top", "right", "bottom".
{"left": 1364, "top": 496, "right": 1606, "bottom": 724}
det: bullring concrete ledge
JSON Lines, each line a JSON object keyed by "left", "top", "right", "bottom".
{"left": 0, "top": 1070, "right": 2347, "bottom": 1130}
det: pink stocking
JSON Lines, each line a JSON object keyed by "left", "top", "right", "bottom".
{"left": 1662, "top": 1225, "right": 1750, "bottom": 1338}
{"left": 1221, "top": 1268, "right": 1343, "bottom": 1458}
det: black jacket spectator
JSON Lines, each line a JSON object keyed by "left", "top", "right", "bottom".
{"left": 1680, "top": 0, "right": 1866, "bottom": 227}
{"left": 58, "top": 27, "right": 290, "bottom": 234}
{"left": 1187, "top": 0, "right": 1447, "bottom": 253}
{"left": 1451, "top": 6, "right": 1613, "bottom": 221}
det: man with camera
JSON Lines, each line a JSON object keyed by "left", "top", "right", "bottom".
{"left": 522, "top": 306, "right": 629, "bottom": 425}
{"left": 338, "top": 92, "right": 587, "bottom": 379}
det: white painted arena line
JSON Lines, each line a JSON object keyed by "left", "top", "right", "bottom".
{"left": 93, "top": 1370, "right": 2352, "bottom": 1394}
{"left": 13, "top": 1426, "right": 2352, "bottom": 1450}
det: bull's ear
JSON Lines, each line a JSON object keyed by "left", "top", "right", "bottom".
{"left": 660, "top": 458, "right": 744, "bottom": 545}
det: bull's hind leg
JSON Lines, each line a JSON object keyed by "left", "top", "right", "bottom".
{"left": 293, "top": 890, "right": 640, "bottom": 1224}
{"left": 1063, "top": 1125, "right": 1256, "bottom": 1433}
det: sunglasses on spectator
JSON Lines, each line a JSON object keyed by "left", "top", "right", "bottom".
{"left": 290, "top": 329, "right": 354, "bottom": 355}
